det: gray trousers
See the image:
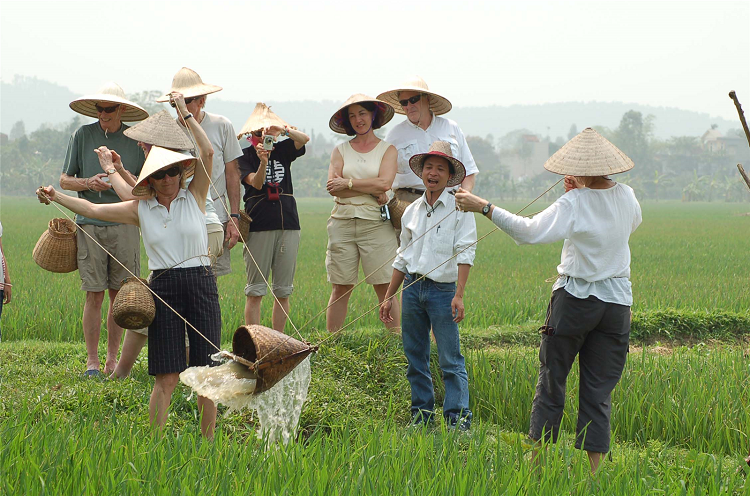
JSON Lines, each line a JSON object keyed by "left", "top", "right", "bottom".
{"left": 529, "top": 288, "right": 631, "bottom": 453}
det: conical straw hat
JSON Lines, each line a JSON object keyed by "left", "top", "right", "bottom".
{"left": 156, "top": 67, "right": 223, "bottom": 102}
{"left": 329, "top": 94, "right": 395, "bottom": 135}
{"left": 409, "top": 141, "right": 466, "bottom": 187}
{"left": 232, "top": 325, "right": 315, "bottom": 394}
{"left": 237, "top": 103, "right": 291, "bottom": 139}
{"left": 544, "top": 128, "right": 634, "bottom": 176}
{"left": 377, "top": 76, "right": 452, "bottom": 116}
{"left": 132, "top": 146, "right": 196, "bottom": 196}
{"left": 124, "top": 110, "right": 195, "bottom": 150}
{"left": 69, "top": 82, "right": 149, "bottom": 122}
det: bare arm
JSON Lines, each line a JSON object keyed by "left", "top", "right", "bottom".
{"left": 266, "top": 125, "right": 310, "bottom": 151}
{"left": 94, "top": 147, "right": 148, "bottom": 201}
{"left": 379, "top": 269, "right": 406, "bottom": 324}
{"left": 1, "top": 237, "right": 10, "bottom": 304}
{"left": 38, "top": 186, "right": 139, "bottom": 226}
{"left": 169, "top": 94, "right": 213, "bottom": 211}
{"left": 225, "top": 158, "right": 240, "bottom": 216}
{"left": 460, "top": 173, "right": 476, "bottom": 193}
{"left": 60, "top": 172, "right": 112, "bottom": 193}
{"left": 243, "top": 143, "right": 269, "bottom": 191}
{"left": 451, "top": 264, "right": 471, "bottom": 323}
{"left": 327, "top": 145, "right": 397, "bottom": 196}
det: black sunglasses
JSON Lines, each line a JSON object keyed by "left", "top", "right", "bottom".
{"left": 184, "top": 96, "right": 198, "bottom": 104}
{"left": 151, "top": 166, "right": 182, "bottom": 180}
{"left": 399, "top": 94, "right": 422, "bottom": 107}
{"left": 95, "top": 104, "right": 120, "bottom": 113}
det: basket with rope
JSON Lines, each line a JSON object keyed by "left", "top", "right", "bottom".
{"left": 112, "top": 277, "right": 156, "bottom": 329}
{"left": 219, "top": 325, "right": 317, "bottom": 394}
{"left": 32, "top": 218, "right": 78, "bottom": 273}
{"left": 386, "top": 196, "right": 409, "bottom": 231}
{"left": 237, "top": 211, "right": 253, "bottom": 243}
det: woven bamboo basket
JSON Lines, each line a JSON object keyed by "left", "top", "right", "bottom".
{"left": 112, "top": 277, "right": 155, "bottom": 329}
{"left": 387, "top": 197, "right": 409, "bottom": 231}
{"left": 32, "top": 218, "right": 78, "bottom": 273}
{"left": 231, "top": 325, "right": 316, "bottom": 394}
{"left": 238, "top": 211, "right": 252, "bottom": 243}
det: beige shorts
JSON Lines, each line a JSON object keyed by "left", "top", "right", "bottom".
{"left": 393, "top": 188, "right": 423, "bottom": 243}
{"left": 211, "top": 223, "right": 232, "bottom": 277}
{"left": 207, "top": 224, "right": 224, "bottom": 268}
{"left": 243, "top": 230, "right": 300, "bottom": 297}
{"left": 77, "top": 223, "right": 141, "bottom": 292}
{"left": 326, "top": 217, "right": 398, "bottom": 286}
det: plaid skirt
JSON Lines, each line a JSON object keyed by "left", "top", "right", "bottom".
{"left": 147, "top": 266, "right": 222, "bottom": 375}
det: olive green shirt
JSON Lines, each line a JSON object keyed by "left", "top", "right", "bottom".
{"left": 62, "top": 122, "right": 145, "bottom": 226}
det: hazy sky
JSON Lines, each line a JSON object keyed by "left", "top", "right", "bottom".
{"left": 1, "top": 0, "right": 748, "bottom": 119}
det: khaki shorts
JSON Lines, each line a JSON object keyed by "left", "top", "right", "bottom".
{"left": 77, "top": 224, "right": 141, "bottom": 292}
{"left": 326, "top": 217, "right": 398, "bottom": 286}
{"left": 207, "top": 224, "right": 224, "bottom": 268}
{"left": 212, "top": 223, "right": 232, "bottom": 277}
{"left": 243, "top": 230, "right": 300, "bottom": 297}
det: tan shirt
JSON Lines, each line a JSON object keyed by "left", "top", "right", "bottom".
{"left": 331, "top": 140, "right": 390, "bottom": 221}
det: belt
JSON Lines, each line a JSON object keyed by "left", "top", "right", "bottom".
{"left": 396, "top": 187, "right": 425, "bottom": 195}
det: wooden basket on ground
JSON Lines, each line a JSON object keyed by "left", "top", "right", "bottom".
{"left": 224, "top": 325, "right": 317, "bottom": 394}
{"left": 237, "top": 211, "right": 252, "bottom": 243}
{"left": 387, "top": 197, "right": 409, "bottom": 231}
{"left": 32, "top": 218, "right": 78, "bottom": 273}
{"left": 112, "top": 277, "right": 155, "bottom": 329}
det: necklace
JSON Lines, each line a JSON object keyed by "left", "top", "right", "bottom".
{"left": 426, "top": 202, "right": 438, "bottom": 217}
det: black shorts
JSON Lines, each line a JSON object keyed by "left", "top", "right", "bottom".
{"left": 147, "top": 266, "right": 222, "bottom": 376}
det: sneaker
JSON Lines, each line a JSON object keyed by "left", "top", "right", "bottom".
{"left": 409, "top": 410, "right": 435, "bottom": 428}
{"left": 445, "top": 413, "right": 471, "bottom": 432}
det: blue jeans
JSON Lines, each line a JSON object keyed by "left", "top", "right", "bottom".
{"left": 401, "top": 273, "right": 471, "bottom": 421}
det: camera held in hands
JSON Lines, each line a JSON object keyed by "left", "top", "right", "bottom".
{"left": 263, "top": 135, "right": 275, "bottom": 151}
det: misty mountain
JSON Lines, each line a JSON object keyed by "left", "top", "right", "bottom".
{"left": 1, "top": 75, "right": 740, "bottom": 140}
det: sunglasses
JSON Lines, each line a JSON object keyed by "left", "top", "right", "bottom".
{"left": 95, "top": 104, "right": 120, "bottom": 114}
{"left": 399, "top": 94, "right": 422, "bottom": 107}
{"left": 184, "top": 96, "right": 198, "bottom": 104}
{"left": 252, "top": 130, "right": 263, "bottom": 137}
{"left": 151, "top": 166, "right": 182, "bottom": 180}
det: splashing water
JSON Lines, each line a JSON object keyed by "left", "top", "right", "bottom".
{"left": 180, "top": 356, "right": 312, "bottom": 445}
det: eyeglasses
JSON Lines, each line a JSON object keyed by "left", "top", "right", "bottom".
{"left": 252, "top": 130, "right": 263, "bottom": 137}
{"left": 151, "top": 166, "right": 181, "bottom": 180}
{"left": 95, "top": 104, "right": 120, "bottom": 113}
{"left": 184, "top": 96, "right": 198, "bottom": 104}
{"left": 399, "top": 94, "right": 422, "bottom": 107}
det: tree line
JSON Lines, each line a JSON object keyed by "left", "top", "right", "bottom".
{"left": 2, "top": 106, "right": 748, "bottom": 202}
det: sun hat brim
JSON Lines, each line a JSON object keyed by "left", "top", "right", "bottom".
{"left": 69, "top": 94, "right": 149, "bottom": 122}
{"left": 376, "top": 88, "right": 452, "bottom": 116}
{"left": 155, "top": 84, "right": 222, "bottom": 102}
{"left": 409, "top": 151, "right": 466, "bottom": 187}
{"left": 329, "top": 94, "right": 395, "bottom": 135}
{"left": 543, "top": 128, "right": 634, "bottom": 176}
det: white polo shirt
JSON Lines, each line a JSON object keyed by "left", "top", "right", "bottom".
{"left": 138, "top": 189, "right": 211, "bottom": 271}
{"left": 385, "top": 113, "right": 479, "bottom": 191}
{"left": 393, "top": 189, "right": 477, "bottom": 283}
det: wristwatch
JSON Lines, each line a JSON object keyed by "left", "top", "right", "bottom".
{"left": 348, "top": 178, "right": 353, "bottom": 190}
{"left": 482, "top": 202, "right": 493, "bottom": 216}
{"left": 106, "top": 168, "right": 116, "bottom": 175}
{"left": 230, "top": 213, "right": 240, "bottom": 219}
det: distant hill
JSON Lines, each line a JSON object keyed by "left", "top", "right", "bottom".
{"left": 1, "top": 76, "right": 739, "bottom": 140}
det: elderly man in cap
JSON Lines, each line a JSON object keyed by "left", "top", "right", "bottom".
{"left": 60, "top": 82, "right": 148, "bottom": 377}
{"left": 377, "top": 77, "right": 479, "bottom": 221}
{"left": 157, "top": 68, "right": 243, "bottom": 275}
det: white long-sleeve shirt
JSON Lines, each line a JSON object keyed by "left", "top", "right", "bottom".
{"left": 490, "top": 183, "right": 642, "bottom": 306}
{"left": 393, "top": 189, "right": 477, "bottom": 283}
{"left": 385, "top": 113, "right": 479, "bottom": 190}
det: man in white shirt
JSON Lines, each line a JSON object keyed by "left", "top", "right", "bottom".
{"left": 378, "top": 76, "right": 479, "bottom": 212}
{"left": 380, "top": 141, "right": 476, "bottom": 431}
{"left": 157, "top": 68, "right": 243, "bottom": 276}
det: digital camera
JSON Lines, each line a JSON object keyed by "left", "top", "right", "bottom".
{"left": 263, "top": 135, "right": 275, "bottom": 151}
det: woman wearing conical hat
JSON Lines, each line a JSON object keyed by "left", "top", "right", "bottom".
{"left": 39, "top": 93, "right": 221, "bottom": 439}
{"left": 325, "top": 94, "right": 400, "bottom": 333}
{"left": 236, "top": 103, "right": 310, "bottom": 332}
{"left": 455, "top": 128, "right": 642, "bottom": 474}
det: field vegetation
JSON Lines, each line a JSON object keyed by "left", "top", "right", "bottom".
{"left": 1, "top": 197, "right": 749, "bottom": 494}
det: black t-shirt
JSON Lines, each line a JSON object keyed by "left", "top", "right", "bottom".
{"left": 238, "top": 138, "right": 305, "bottom": 231}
